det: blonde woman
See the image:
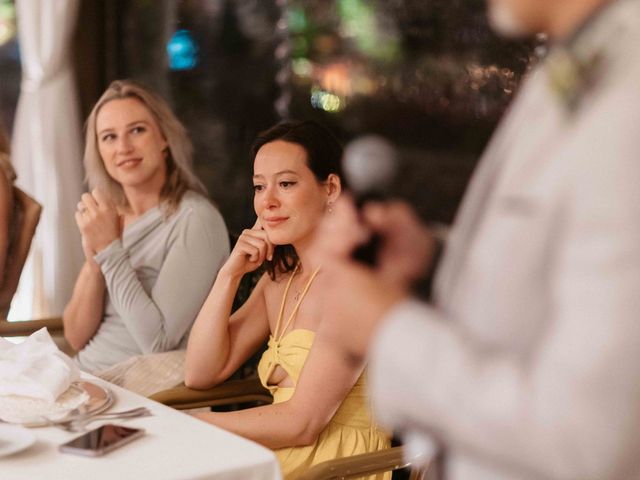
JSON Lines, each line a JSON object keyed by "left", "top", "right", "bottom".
{"left": 63, "top": 80, "right": 229, "bottom": 383}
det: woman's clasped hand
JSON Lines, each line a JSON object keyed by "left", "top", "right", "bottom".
{"left": 75, "top": 188, "right": 122, "bottom": 262}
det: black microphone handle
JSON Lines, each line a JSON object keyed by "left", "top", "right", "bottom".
{"left": 352, "top": 233, "right": 382, "bottom": 266}
{"left": 351, "top": 191, "right": 386, "bottom": 266}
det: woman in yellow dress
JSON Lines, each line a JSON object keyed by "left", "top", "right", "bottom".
{"left": 185, "top": 120, "right": 390, "bottom": 478}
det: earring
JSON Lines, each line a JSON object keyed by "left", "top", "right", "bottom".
{"left": 327, "top": 202, "right": 333, "bottom": 213}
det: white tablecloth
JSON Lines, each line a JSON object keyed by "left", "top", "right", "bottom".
{"left": 1, "top": 375, "right": 282, "bottom": 480}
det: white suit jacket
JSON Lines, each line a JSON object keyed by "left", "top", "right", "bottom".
{"left": 369, "top": 1, "right": 640, "bottom": 479}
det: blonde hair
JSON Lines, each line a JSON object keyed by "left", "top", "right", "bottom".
{"left": 84, "top": 79, "right": 206, "bottom": 212}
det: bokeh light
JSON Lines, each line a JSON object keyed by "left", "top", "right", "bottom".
{"left": 167, "top": 29, "right": 199, "bottom": 71}
{"left": 0, "top": 0, "right": 16, "bottom": 47}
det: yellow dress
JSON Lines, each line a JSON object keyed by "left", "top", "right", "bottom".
{"left": 257, "top": 265, "right": 391, "bottom": 479}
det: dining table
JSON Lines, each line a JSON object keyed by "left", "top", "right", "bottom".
{"left": 1, "top": 373, "right": 282, "bottom": 480}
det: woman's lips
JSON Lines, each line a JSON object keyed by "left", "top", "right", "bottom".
{"left": 117, "top": 157, "right": 142, "bottom": 168}
{"left": 264, "top": 216, "right": 288, "bottom": 227}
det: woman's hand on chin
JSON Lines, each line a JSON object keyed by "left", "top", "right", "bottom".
{"left": 222, "top": 218, "right": 274, "bottom": 278}
{"left": 75, "top": 188, "right": 122, "bottom": 254}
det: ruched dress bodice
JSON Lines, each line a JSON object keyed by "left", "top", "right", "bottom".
{"left": 257, "top": 265, "right": 390, "bottom": 479}
{"left": 258, "top": 328, "right": 313, "bottom": 402}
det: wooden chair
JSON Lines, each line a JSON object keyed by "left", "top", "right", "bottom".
{"left": 298, "top": 446, "right": 434, "bottom": 480}
{"left": 150, "top": 380, "right": 433, "bottom": 479}
{"left": 0, "top": 186, "right": 42, "bottom": 318}
{"left": 150, "top": 377, "right": 273, "bottom": 409}
{"left": 0, "top": 316, "right": 72, "bottom": 355}
{"left": 0, "top": 188, "right": 73, "bottom": 353}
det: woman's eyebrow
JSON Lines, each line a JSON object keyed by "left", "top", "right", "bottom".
{"left": 125, "top": 119, "right": 150, "bottom": 127}
{"left": 97, "top": 120, "right": 149, "bottom": 136}
{"left": 252, "top": 170, "right": 299, "bottom": 180}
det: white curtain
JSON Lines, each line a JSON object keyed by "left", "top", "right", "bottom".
{"left": 10, "top": 0, "right": 84, "bottom": 319}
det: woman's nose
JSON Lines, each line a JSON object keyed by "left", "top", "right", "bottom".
{"left": 116, "top": 134, "right": 134, "bottom": 153}
{"left": 262, "top": 186, "right": 279, "bottom": 208}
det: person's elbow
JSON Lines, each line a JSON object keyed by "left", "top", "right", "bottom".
{"left": 285, "top": 405, "right": 329, "bottom": 447}
{"left": 183, "top": 374, "right": 202, "bottom": 389}
{"left": 63, "top": 330, "right": 86, "bottom": 352}
{"left": 183, "top": 368, "right": 220, "bottom": 390}
{"left": 295, "top": 423, "right": 324, "bottom": 447}
{"left": 183, "top": 355, "right": 223, "bottom": 390}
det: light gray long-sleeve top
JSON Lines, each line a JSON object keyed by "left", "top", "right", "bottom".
{"left": 75, "top": 191, "right": 229, "bottom": 373}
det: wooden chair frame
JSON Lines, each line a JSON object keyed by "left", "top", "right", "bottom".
{"left": 0, "top": 186, "right": 42, "bottom": 317}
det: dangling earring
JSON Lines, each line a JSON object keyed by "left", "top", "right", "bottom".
{"left": 327, "top": 202, "right": 333, "bottom": 214}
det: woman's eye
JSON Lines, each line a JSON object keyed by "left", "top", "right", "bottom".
{"left": 131, "top": 126, "right": 146, "bottom": 134}
{"left": 253, "top": 184, "right": 264, "bottom": 192}
{"left": 279, "top": 181, "right": 296, "bottom": 188}
{"left": 101, "top": 133, "right": 116, "bottom": 142}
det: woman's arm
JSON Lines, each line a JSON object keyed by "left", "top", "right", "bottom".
{"left": 62, "top": 192, "right": 110, "bottom": 350}
{"left": 185, "top": 221, "right": 276, "bottom": 388}
{"left": 185, "top": 270, "right": 271, "bottom": 388}
{"left": 97, "top": 204, "right": 230, "bottom": 354}
{"left": 63, "top": 190, "right": 120, "bottom": 350}
{"left": 62, "top": 260, "right": 106, "bottom": 351}
{"left": 194, "top": 329, "right": 365, "bottom": 449}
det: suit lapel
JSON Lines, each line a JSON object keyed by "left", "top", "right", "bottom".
{"left": 434, "top": 0, "right": 640, "bottom": 310}
{"left": 434, "top": 66, "right": 563, "bottom": 308}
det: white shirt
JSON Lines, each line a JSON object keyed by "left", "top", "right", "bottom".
{"left": 369, "top": 1, "right": 640, "bottom": 478}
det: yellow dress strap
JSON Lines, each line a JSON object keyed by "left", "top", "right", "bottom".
{"left": 273, "top": 263, "right": 299, "bottom": 339}
{"left": 274, "top": 264, "right": 321, "bottom": 342}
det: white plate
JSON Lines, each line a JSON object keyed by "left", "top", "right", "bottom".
{"left": 0, "top": 424, "right": 36, "bottom": 457}
{"left": 0, "top": 381, "right": 113, "bottom": 427}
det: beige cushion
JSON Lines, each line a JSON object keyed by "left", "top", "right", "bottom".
{"left": 94, "top": 350, "right": 186, "bottom": 397}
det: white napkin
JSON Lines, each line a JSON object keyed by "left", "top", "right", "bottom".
{"left": 0, "top": 328, "right": 80, "bottom": 403}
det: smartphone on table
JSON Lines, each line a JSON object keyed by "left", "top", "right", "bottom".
{"left": 59, "top": 424, "right": 145, "bottom": 457}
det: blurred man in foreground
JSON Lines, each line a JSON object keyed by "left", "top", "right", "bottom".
{"left": 313, "top": 0, "right": 640, "bottom": 478}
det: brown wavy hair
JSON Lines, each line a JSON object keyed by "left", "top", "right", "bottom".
{"left": 83, "top": 79, "right": 206, "bottom": 213}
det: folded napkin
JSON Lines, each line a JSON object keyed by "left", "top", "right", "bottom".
{"left": 0, "top": 328, "right": 80, "bottom": 403}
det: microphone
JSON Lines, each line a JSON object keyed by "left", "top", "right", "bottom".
{"left": 342, "top": 135, "right": 398, "bottom": 265}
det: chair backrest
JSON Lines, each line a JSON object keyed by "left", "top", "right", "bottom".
{"left": 0, "top": 186, "right": 42, "bottom": 318}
